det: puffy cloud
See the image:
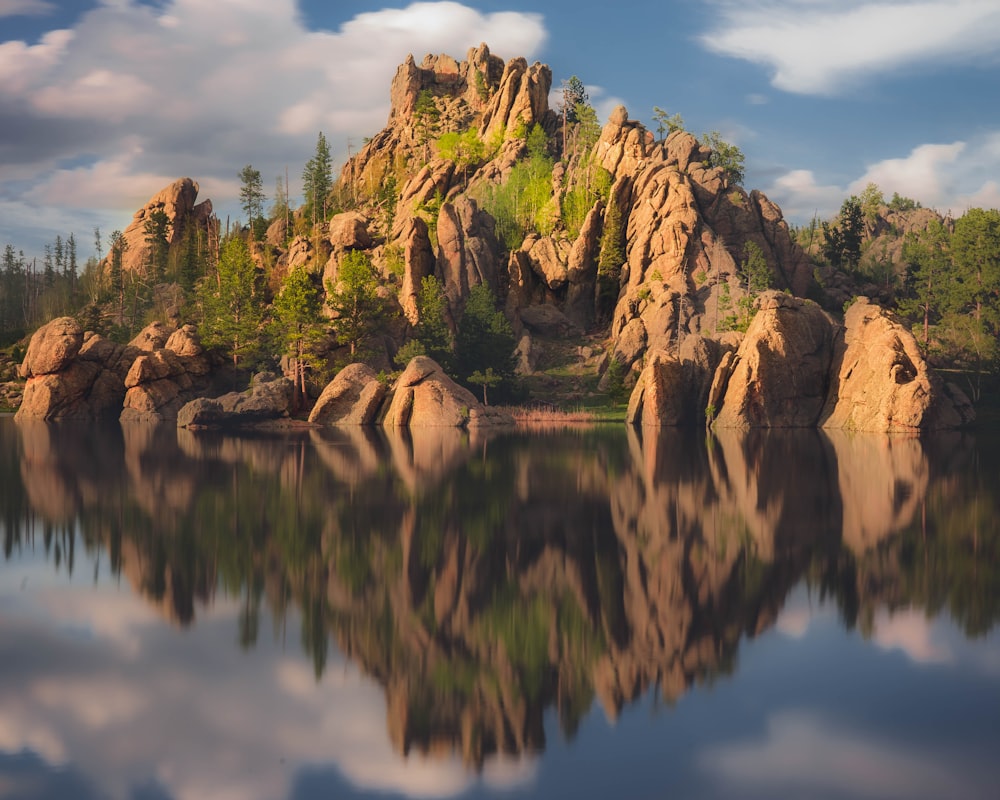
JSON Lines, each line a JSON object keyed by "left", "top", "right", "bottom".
{"left": 0, "top": 1, "right": 547, "bottom": 252}
{"left": 764, "top": 168, "right": 846, "bottom": 221}
{"left": 701, "top": 0, "right": 1000, "bottom": 95}
{"left": 765, "top": 132, "right": 1000, "bottom": 222}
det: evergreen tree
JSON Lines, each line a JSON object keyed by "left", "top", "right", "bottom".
{"left": 272, "top": 265, "right": 323, "bottom": 409}
{"left": 239, "top": 164, "right": 266, "bottom": 240}
{"left": 951, "top": 207, "right": 1000, "bottom": 325}
{"left": 822, "top": 196, "right": 864, "bottom": 270}
{"left": 401, "top": 275, "right": 454, "bottom": 372}
{"left": 701, "top": 131, "right": 745, "bottom": 187}
{"left": 302, "top": 132, "right": 333, "bottom": 228}
{"left": 652, "top": 106, "right": 684, "bottom": 138}
{"left": 107, "top": 230, "right": 127, "bottom": 325}
{"left": 456, "top": 283, "right": 516, "bottom": 398}
{"left": 325, "top": 250, "right": 386, "bottom": 359}
{"left": 198, "top": 236, "right": 264, "bottom": 367}
{"left": 143, "top": 209, "right": 170, "bottom": 283}
{"left": 899, "top": 219, "right": 950, "bottom": 349}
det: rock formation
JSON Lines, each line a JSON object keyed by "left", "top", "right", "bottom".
{"left": 16, "top": 318, "right": 217, "bottom": 423}
{"left": 176, "top": 373, "right": 294, "bottom": 429}
{"left": 114, "top": 177, "right": 215, "bottom": 277}
{"left": 628, "top": 293, "right": 973, "bottom": 432}
{"left": 379, "top": 356, "right": 513, "bottom": 428}
{"left": 308, "top": 363, "right": 387, "bottom": 425}
{"left": 820, "top": 297, "right": 974, "bottom": 431}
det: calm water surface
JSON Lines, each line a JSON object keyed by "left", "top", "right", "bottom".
{"left": 1, "top": 416, "right": 998, "bottom": 800}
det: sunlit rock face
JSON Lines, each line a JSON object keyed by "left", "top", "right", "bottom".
{"left": 820, "top": 297, "right": 975, "bottom": 432}
{"left": 712, "top": 292, "right": 834, "bottom": 429}
{"left": 16, "top": 320, "right": 215, "bottom": 422}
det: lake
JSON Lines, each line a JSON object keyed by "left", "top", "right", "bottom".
{"left": 1, "top": 415, "right": 998, "bottom": 800}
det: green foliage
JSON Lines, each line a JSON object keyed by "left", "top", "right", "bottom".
{"left": 405, "top": 275, "right": 454, "bottom": 372}
{"left": 456, "top": 284, "right": 517, "bottom": 400}
{"left": 561, "top": 155, "right": 611, "bottom": 239}
{"left": 857, "top": 182, "right": 884, "bottom": 228}
{"left": 822, "top": 196, "right": 863, "bottom": 270}
{"left": 412, "top": 90, "right": 440, "bottom": 160}
{"left": 603, "top": 357, "right": 628, "bottom": 406}
{"left": 467, "top": 367, "right": 500, "bottom": 405}
{"left": 325, "top": 250, "right": 388, "bottom": 359}
{"left": 198, "top": 236, "right": 264, "bottom": 367}
{"left": 142, "top": 209, "right": 170, "bottom": 283}
{"left": 271, "top": 265, "right": 324, "bottom": 406}
{"left": 479, "top": 125, "right": 555, "bottom": 250}
{"left": 302, "top": 132, "right": 333, "bottom": 227}
{"left": 888, "top": 192, "right": 921, "bottom": 212}
{"left": 435, "top": 129, "right": 486, "bottom": 180}
{"left": 239, "top": 164, "right": 266, "bottom": 240}
{"left": 701, "top": 131, "right": 745, "bottom": 186}
{"left": 898, "top": 219, "right": 950, "bottom": 349}
{"left": 598, "top": 194, "right": 626, "bottom": 277}
{"left": 652, "top": 106, "right": 684, "bottom": 138}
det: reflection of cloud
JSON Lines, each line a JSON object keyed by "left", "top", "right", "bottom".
{"left": 0, "top": 570, "right": 536, "bottom": 800}
{"left": 873, "top": 608, "right": 953, "bottom": 665}
{"left": 700, "top": 711, "right": 986, "bottom": 799}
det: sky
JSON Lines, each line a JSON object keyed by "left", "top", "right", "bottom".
{"left": 2, "top": 0, "right": 1000, "bottom": 262}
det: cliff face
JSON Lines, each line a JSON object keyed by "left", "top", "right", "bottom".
{"left": 329, "top": 45, "right": 811, "bottom": 370}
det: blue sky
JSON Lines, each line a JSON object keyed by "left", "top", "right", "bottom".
{"left": 2, "top": 0, "right": 1000, "bottom": 261}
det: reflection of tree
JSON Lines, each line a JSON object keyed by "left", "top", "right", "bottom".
{"left": 5, "top": 418, "right": 1000, "bottom": 769}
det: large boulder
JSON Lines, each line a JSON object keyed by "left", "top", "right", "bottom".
{"left": 380, "top": 356, "right": 512, "bottom": 428}
{"left": 713, "top": 292, "right": 834, "bottom": 428}
{"left": 16, "top": 319, "right": 132, "bottom": 421}
{"left": 176, "top": 374, "right": 294, "bottom": 429}
{"left": 120, "top": 325, "right": 213, "bottom": 423}
{"left": 309, "top": 363, "right": 387, "bottom": 425}
{"left": 820, "top": 298, "right": 974, "bottom": 431}
{"left": 19, "top": 316, "right": 83, "bottom": 377}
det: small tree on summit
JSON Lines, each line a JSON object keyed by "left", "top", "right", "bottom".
{"left": 701, "top": 131, "right": 745, "bottom": 187}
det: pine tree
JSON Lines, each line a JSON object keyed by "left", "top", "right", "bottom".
{"left": 456, "top": 283, "right": 516, "bottom": 399}
{"left": 272, "top": 265, "right": 323, "bottom": 409}
{"left": 143, "top": 210, "right": 170, "bottom": 283}
{"left": 302, "top": 132, "right": 333, "bottom": 228}
{"left": 239, "top": 164, "right": 266, "bottom": 240}
{"left": 325, "top": 250, "right": 386, "bottom": 359}
{"left": 198, "top": 236, "right": 263, "bottom": 367}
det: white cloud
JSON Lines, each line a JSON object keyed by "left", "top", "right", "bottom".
{"left": 0, "top": 1, "right": 548, "bottom": 253}
{"left": 764, "top": 168, "right": 845, "bottom": 221}
{"left": 766, "top": 132, "right": 1000, "bottom": 222}
{"left": 0, "top": 0, "right": 54, "bottom": 17}
{"left": 701, "top": 0, "right": 1000, "bottom": 95}
{"left": 700, "top": 710, "right": 990, "bottom": 799}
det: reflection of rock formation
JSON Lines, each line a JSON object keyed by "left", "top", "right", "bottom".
{"left": 826, "top": 431, "right": 928, "bottom": 554}
{"left": 5, "top": 418, "right": 994, "bottom": 770}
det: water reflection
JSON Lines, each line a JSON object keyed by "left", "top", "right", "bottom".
{"left": 1, "top": 417, "right": 999, "bottom": 793}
